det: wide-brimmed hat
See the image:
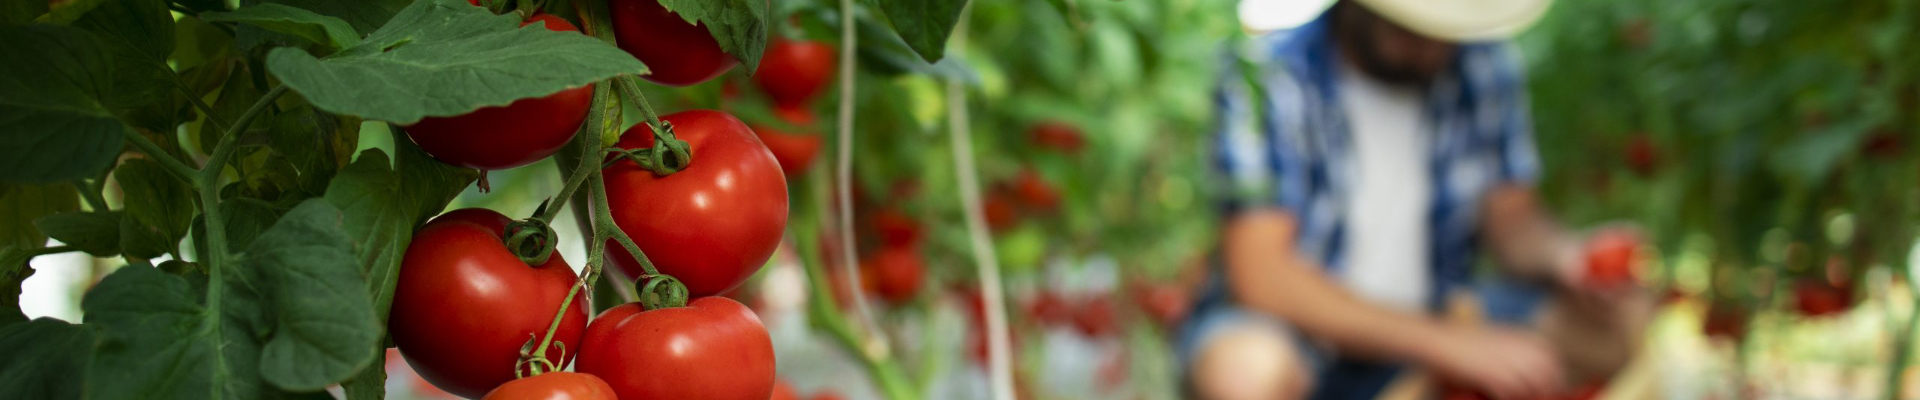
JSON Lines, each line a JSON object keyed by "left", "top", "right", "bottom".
{"left": 1350, "top": 0, "right": 1553, "bottom": 41}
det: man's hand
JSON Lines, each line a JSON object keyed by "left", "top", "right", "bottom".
{"left": 1426, "top": 326, "right": 1567, "bottom": 400}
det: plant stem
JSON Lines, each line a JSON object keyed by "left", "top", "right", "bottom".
{"left": 175, "top": 77, "right": 231, "bottom": 135}
{"left": 122, "top": 130, "right": 201, "bottom": 184}
{"left": 794, "top": 210, "right": 919, "bottom": 400}
{"left": 199, "top": 84, "right": 287, "bottom": 330}
{"left": 27, "top": 245, "right": 76, "bottom": 257}
{"left": 832, "top": 0, "right": 880, "bottom": 340}
{"left": 939, "top": 5, "right": 1013, "bottom": 400}
{"left": 613, "top": 76, "right": 665, "bottom": 130}
{"left": 71, "top": 180, "right": 108, "bottom": 212}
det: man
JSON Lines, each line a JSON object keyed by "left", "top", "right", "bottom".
{"left": 1181, "top": 0, "right": 1651, "bottom": 399}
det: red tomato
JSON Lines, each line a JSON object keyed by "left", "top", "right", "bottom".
{"left": 1793, "top": 279, "right": 1853, "bottom": 317}
{"left": 862, "top": 245, "right": 924, "bottom": 305}
{"left": 1022, "top": 290, "right": 1072, "bottom": 327}
{"left": 609, "top": 0, "right": 735, "bottom": 86}
{"left": 983, "top": 191, "right": 1016, "bottom": 232}
{"left": 754, "top": 39, "right": 837, "bottom": 106}
{"left": 751, "top": 104, "right": 824, "bottom": 176}
{"left": 1862, "top": 131, "right": 1904, "bottom": 158}
{"left": 1625, "top": 134, "right": 1658, "bottom": 176}
{"left": 1012, "top": 169, "right": 1061, "bottom": 211}
{"left": 604, "top": 110, "right": 788, "bottom": 296}
{"left": 403, "top": 15, "right": 591, "bottom": 170}
{"left": 1027, "top": 121, "right": 1086, "bottom": 153}
{"left": 481, "top": 372, "right": 617, "bottom": 400}
{"left": 1129, "top": 281, "right": 1190, "bottom": 328}
{"left": 1582, "top": 231, "right": 1640, "bottom": 288}
{"left": 1073, "top": 296, "right": 1119, "bottom": 338}
{"left": 575, "top": 297, "right": 776, "bottom": 400}
{"left": 769, "top": 379, "right": 800, "bottom": 400}
{"left": 391, "top": 208, "right": 589, "bottom": 399}
{"left": 1702, "top": 301, "right": 1749, "bottom": 342}
{"left": 868, "top": 208, "right": 922, "bottom": 248}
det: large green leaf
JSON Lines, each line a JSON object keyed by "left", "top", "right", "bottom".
{"left": 323, "top": 138, "right": 476, "bottom": 322}
{"left": 85, "top": 202, "right": 378, "bottom": 398}
{"left": 266, "top": 0, "right": 648, "bottom": 124}
{"left": 875, "top": 0, "right": 967, "bottom": 62}
{"left": 0, "top": 318, "right": 95, "bottom": 399}
{"left": 190, "top": 198, "right": 287, "bottom": 259}
{"left": 659, "top": 0, "right": 769, "bottom": 72}
{"left": 202, "top": 3, "right": 362, "bottom": 51}
{"left": 34, "top": 211, "right": 123, "bottom": 257}
{"left": 267, "top": 0, "right": 412, "bottom": 35}
{"left": 0, "top": 25, "right": 127, "bottom": 184}
{"left": 115, "top": 159, "right": 195, "bottom": 259}
{"left": 71, "top": 0, "right": 175, "bottom": 113}
{"left": 0, "top": 183, "right": 80, "bottom": 250}
{"left": 236, "top": 200, "right": 379, "bottom": 391}
{"left": 1, "top": 0, "right": 47, "bottom": 23}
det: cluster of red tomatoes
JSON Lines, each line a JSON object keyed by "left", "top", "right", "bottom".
{"left": 383, "top": 1, "right": 836, "bottom": 399}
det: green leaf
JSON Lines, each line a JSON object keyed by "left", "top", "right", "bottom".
{"left": 238, "top": 199, "right": 379, "bottom": 391}
{"left": 1, "top": 0, "right": 47, "bottom": 23}
{"left": 0, "top": 247, "right": 34, "bottom": 326}
{"left": 267, "top": 106, "right": 361, "bottom": 195}
{"left": 203, "top": 3, "right": 362, "bottom": 51}
{"left": 266, "top": 0, "right": 647, "bottom": 124}
{"left": 0, "top": 318, "right": 95, "bottom": 399}
{"left": 340, "top": 345, "right": 387, "bottom": 400}
{"left": 197, "top": 65, "right": 270, "bottom": 155}
{"left": 659, "top": 0, "right": 770, "bottom": 72}
{"left": 34, "top": 211, "right": 123, "bottom": 257}
{"left": 875, "top": 0, "right": 966, "bottom": 62}
{"left": 0, "top": 183, "right": 80, "bottom": 250}
{"left": 82, "top": 266, "right": 231, "bottom": 399}
{"left": 324, "top": 140, "right": 476, "bottom": 322}
{"left": 115, "top": 159, "right": 195, "bottom": 258}
{"left": 0, "top": 25, "right": 127, "bottom": 184}
{"left": 71, "top": 0, "right": 176, "bottom": 113}
{"left": 191, "top": 198, "right": 287, "bottom": 258}
{"left": 266, "top": 0, "right": 412, "bottom": 35}
{"left": 34, "top": 0, "right": 105, "bottom": 24}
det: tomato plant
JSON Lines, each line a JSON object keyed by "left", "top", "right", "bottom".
{"left": 610, "top": 0, "right": 735, "bottom": 86}
{"left": 604, "top": 110, "right": 788, "bottom": 296}
{"left": 391, "top": 208, "right": 590, "bottom": 399}
{"left": 403, "top": 14, "right": 594, "bottom": 171}
{"left": 755, "top": 39, "right": 838, "bottom": 106}
{"left": 576, "top": 297, "right": 776, "bottom": 400}
{"left": 481, "top": 372, "right": 617, "bottom": 400}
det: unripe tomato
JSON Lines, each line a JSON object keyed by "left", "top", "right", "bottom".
{"left": 751, "top": 104, "right": 824, "bottom": 176}
{"left": 576, "top": 297, "right": 776, "bottom": 400}
{"left": 604, "top": 110, "right": 788, "bottom": 296}
{"left": 862, "top": 245, "right": 924, "bottom": 305}
{"left": 391, "top": 208, "right": 589, "bottom": 399}
{"left": 1582, "top": 231, "right": 1640, "bottom": 288}
{"left": 754, "top": 39, "right": 837, "bottom": 106}
{"left": 609, "top": 0, "right": 735, "bottom": 86}
{"left": 481, "top": 372, "right": 617, "bottom": 400}
{"left": 404, "top": 15, "right": 592, "bottom": 170}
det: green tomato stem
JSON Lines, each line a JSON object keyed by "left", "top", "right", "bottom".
{"left": 121, "top": 130, "right": 200, "bottom": 184}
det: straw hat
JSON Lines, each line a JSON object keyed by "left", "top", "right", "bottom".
{"left": 1350, "top": 0, "right": 1554, "bottom": 41}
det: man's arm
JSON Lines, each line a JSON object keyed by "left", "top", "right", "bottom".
{"left": 1224, "top": 207, "right": 1565, "bottom": 398}
{"left": 1480, "top": 184, "right": 1579, "bottom": 283}
{"left": 1222, "top": 208, "right": 1446, "bottom": 361}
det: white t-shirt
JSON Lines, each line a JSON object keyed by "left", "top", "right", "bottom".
{"left": 1334, "top": 61, "right": 1432, "bottom": 312}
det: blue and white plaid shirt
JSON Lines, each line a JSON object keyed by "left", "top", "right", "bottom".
{"left": 1207, "top": 13, "right": 1541, "bottom": 311}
